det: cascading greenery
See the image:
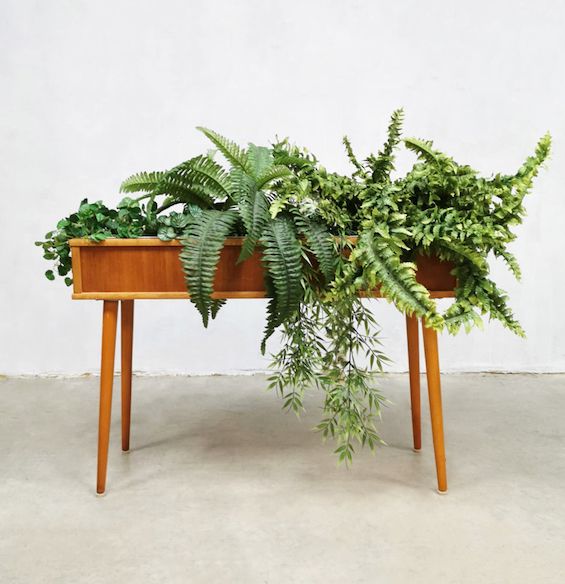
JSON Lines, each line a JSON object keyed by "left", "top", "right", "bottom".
{"left": 38, "top": 113, "right": 551, "bottom": 462}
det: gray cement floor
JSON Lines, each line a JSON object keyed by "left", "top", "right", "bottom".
{"left": 1, "top": 373, "right": 564, "bottom": 583}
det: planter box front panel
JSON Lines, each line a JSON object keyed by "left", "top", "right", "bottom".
{"left": 70, "top": 238, "right": 455, "bottom": 300}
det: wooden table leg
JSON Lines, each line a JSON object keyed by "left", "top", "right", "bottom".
{"left": 421, "top": 321, "right": 448, "bottom": 493}
{"left": 405, "top": 315, "right": 421, "bottom": 451}
{"left": 97, "top": 300, "right": 118, "bottom": 494}
{"left": 121, "top": 300, "right": 134, "bottom": 452}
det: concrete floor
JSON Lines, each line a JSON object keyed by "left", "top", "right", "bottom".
{"left": 1, "top": 374, "right": 564, "bottom": 583}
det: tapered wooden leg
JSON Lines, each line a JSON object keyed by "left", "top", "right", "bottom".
{"left": 97, "top": 300, "right": 119, "bottom": 494}
{"left": 121, "top": 300, "right": 134, "bottom": 452}
{"left": 421, "top": 321, "right": 447, "bottom": 493}
{"left": 406, "top": 315, "right": 421, "bottom": 451}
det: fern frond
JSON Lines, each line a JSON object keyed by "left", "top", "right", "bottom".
{"left": 180, "top": 209, "right": 239, "bottom": 327}
{"left": 197, "top": 127, "right": 251, "bottom": 173}
{"left": 403, "top": 137, "right": 439, "bottom": 164}
{"left": 477, "top": 278, "right": 525, "bottom": 336}
{"left": 256, "top": 165, "right": 292, "bottom": 189}
{"left": 272, "top": 152, "right": 314, "bottom": 169}
{"left": 512, "top": 132, "right": 552, "bottom": 200}
{"left": 210, "top": 299, "right": 226, "bottom": 319}
{"left": 238, "top": 186, "right": 270, "bottom": 262}
{"left": 163, "top": 155, "right": 231, "bottom": 201}
{"left": 353, "top": 231, "right": 442, "bottom": 327}
{"left": 296, "top": 217, "right": 337, "bottom": 282}
{"left": 261, "top": 277, "right": 279, "bottom": 355}
{"left": 342, "top": 136, "right": 365, "bottom": 175}
{"left": 247, "top": 144, "right": 274, "bottom": 177}
{"left": 120, "top": 171, "right": 165, "bottom": 194}
{"left": 229, "top": 168, "right": 254, "bottom": 202}
{"left": 494, "top": 247, "right": 521, "bottom": 280}
{"left": 367, "top": 108, "right": 404, "bottom": 183}
{"left": 443, "top": 301, "right": 483, "bottom": 334}
{"left": 260, "top": 218, "right": 303, "bottom": 348}
{"left": 436, "top": 239, "right": 489, "bottom": 273}
{"left": 154, "top": 176, "right": 215, "bottom": 208}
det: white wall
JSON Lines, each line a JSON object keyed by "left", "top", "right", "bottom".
{"left": 1, "top": 0, "right": 564, "bottom": 375}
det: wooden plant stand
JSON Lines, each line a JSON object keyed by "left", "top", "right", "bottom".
{"left": 70, "top": 238, "right": 456, "bottom": 495}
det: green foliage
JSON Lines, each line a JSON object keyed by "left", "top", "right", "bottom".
{"left": 352, "top": 230, "right": 442, "bottom": 327}
{"left": 197, "top": 127, "right": 251, "bottom": 173}
{"left": 180, "top": 210, "right": 239, "bottom": 327}
{"left": 36, "top": 197, "right": 149, "bottom": 284}
{"left": 295, "top": 216, "right": 336, "bottom": 283}
{"left": 120, "top": 171, "right": 166, "bottom": 194}
{"left": 39, "top": 114, "right": 550, "bottom": 463}
{"left": 238, "top": 186, "right": 271, "bottom": 262}
{"left": 367, "top": 107, "right": 404, "bottom": 183}
{"left": 260, "top": 217, "right": 303, "bottom": 350}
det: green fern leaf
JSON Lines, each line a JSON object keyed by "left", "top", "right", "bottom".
{"left": 342, "top": 136, "right": 365, "bottom": 175}
{"left": 353, "top": 231, "right": 442, "bottom": 326}
{"left": 261, "top": 277, "right": 279, "bottom": 355}
{"left": 296, "top": 217, "right": 337, "bottom": 282}
{"left": 256, "top": 165, "right": 291, "bottom": 189}
{"left": 229, "top": 168, "right": 254, "bottom": 202}
{"left": 494, "top": 248, "right": 521, "bottom": 280}
{"left": 367, "top": 108, "right": 404, "bottom": 182}
{"left": 238, "top": 186, "right": 270, "bottom": 262}
{"left": 260, "top": 218, "right": 303, "bottom": 348}
{"left": 436, "top": 239, "right": 489, "bottom": 273}
{"left": 180, "top": 209, "right": 239, "bottom": 327}
{"left": 120, "top": 171, "right": 165, "bottom": 194}
{"left": 154, "top": 176, "right": 215, "bottom": 208}
{"left": 403, "top": 137, "right": 439, "bottom": 164}
{"left": 166, "top": 155, "right": 231, "bottom": 198}
{"left": 197, "top": 127, "right": 251, "bottom": 173}
{"left": 443, "top": 301, "right": 483, "bottom": 334}
{"left": 210, "top": 299, "right": 226, "bottom": 319}
{"left": 247, "top": 144, "right": 274, "bottom": 177}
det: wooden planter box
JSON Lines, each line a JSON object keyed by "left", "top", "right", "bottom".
{"left": 69, "top": 237, "right": 456, "bottom": 300}
{"left": 69, "top": 236, "right": 456, "bottom": 495}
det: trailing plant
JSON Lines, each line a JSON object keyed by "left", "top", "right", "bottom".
{"left": 38, "top": 114, "right": 550, "bottom": 462}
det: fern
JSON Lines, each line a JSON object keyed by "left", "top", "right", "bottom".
{"left": 403, "top": 137, "right": 439, "bottom": 164}
{"left": 494, "top": 247, "right": 521, "bottom": 280}
{"left": 238, "top": 186, "right": 270, "bottom": 262}
{"left": 256, "top": 165, "right": 291, "bottom": 189}
{"left": 247, "top": 144, "right": 274, "bottom": 177}
{"left": 443, "top": 300, "right": 483, "bottom": 334}
{"left": 197, "top": 127, "right": 251, "bottom": 173}
{"left": 261, "top": 277, "right": 279, "bottom": 355}
{"left": 342, "top": 136, "right": 365, "bottom": 176}
{"left": 210, "top": 299, "right": 226, "bottom": 320}
{"left": 154, "top": 176, "right": 216, "bottom": 208}
{"left": 367, "top": 108, "right": 404, "bottom": 183}
{"left": 163, "top": 155, "right": 231, "bottom": 201}
{"left": 260, "top": 218, "right": 303, "bottom": 349}
{"left": 353, "top": 231, "right": 442, "bottom": 327}
{"left": 120, "top": 171, "right": 165, "bottom": 194}
{"left": 513, "top": 132, "right": 551, "bottom": 199}
{"left": 228, "top": 168, "right": 254, "bottom": 202}
{"left": 436, "top": 239, "right": 489, "bottom": 273}
{"left": 296, "top": 217, "right": 337, "bottom": 282}
{"left": 180, "top": 210, "right": 239, "bottom": 327}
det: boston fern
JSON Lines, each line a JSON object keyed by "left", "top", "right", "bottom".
{"left": 38, "top": 114, "right": 550, "bottom": 463}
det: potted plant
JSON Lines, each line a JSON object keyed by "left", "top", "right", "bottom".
{"left": 38, "top": 111, "right": 550, "bottom": 491}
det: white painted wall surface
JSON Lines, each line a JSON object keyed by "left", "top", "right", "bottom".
{"left": 1, "top": 0, "right": 564, "bottom": 375}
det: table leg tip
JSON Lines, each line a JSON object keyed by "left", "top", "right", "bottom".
{"left": 436, "top": 487, "right": 448, "bottom": 495}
